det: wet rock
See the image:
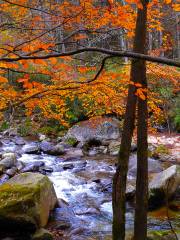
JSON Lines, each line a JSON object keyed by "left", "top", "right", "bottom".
{"left": 0, "top": 153, "right": 17, "bottom": 169}
{"left": 40, "top": 141, "right": 53, "bottom": 153}
{"left": 40, "top": 141, "right": 65, "bottom": 155}
{"left": 75, "top": 207, "right": 100, "bottom": 215}
{"left": 50, "top": 144, "right": 65, "bottom": 155}
{"left": 0, "top": 173, "right": 58, "bottom": 233}
{"left": 15, "top": 161, "right": 25, "bottom": 171}
{"left": 40, "top": 166, "right": 53, "bottom": 173}
{"left": 0, "top": 174, "right": 9, "bottom": 184}
{"left": 13, "top": 137, "right": 25, "bottom": 146}
{"left": 5, "top": 167, "right": 17, "bottom": 177}
{"left": 21, "top": 161, "right": 45, "bottom": 173}
{"left": 32, "top": 228, "right": 53, "bottom": 240}
{"left": 72, "top": 161, "right": 87, "bottom": 173}
{"left": 23, "top": 143, "right": 40, "bottom": 154}
{"left": 63, "top": 163, "right": 74, "bottom": 170}
{"left": 76, "top": 161, "right": 87, "bottom": 168}
{"left": 149, "top": 165, "right": 180, "bottom": 209}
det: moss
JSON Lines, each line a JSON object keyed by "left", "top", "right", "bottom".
{"left": 147, "top": 230, "right": 179, "bottom": 240}
{"left": 0, "top": 173, "right": 57, "bottom": 231}
{"left": 65, "top": 137, "right": 78, "bottom": 147}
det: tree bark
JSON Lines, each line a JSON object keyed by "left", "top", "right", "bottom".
{"left": 134, "top": 1, "right": 149, "bottom": 239}
{"left": 112, "top": 82, "right": 137, "bottom": 240}
{"left": 112, "top": 1, "right": 149, "bottom": 239}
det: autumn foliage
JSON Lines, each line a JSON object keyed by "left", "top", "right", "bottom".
{"left": 0, "top": 0, "right": 179, "bottom": 128}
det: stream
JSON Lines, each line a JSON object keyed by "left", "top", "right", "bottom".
{"left": 1, "top": 136, "right": 179, "bottom": 239}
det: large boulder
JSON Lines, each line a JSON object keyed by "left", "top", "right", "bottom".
{"left": 149, "top": 165, "right": 180, "bottom": 209}
{"left": 128, "top": 156, "right": 162, "bottom": 177}
{"left": 64, "top": 117, "right": 120, "bottom": 143}
{"left": 0, "top": 173, "right": 58, "bottom": 234}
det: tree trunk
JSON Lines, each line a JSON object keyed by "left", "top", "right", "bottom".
{"left": 112, "top": 1, "right": 149, "bottom": 240}
{"left": 134, "top": 1, "right": 149, "bottom": 239}
{"left": 112, "top": 82, "right": 137, "bottom": 240}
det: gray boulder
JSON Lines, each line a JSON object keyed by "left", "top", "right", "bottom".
{"left": 40, "top": 141, "right": 65, "bottom": 155}
{"left": 65, "top": 117, "right": 120, "bottom": 143}
{"left": 23, "top": 143, "right": 40, "bottom": 154}
{"left": 149, "top": 165, "right": 180, "bottom": 209}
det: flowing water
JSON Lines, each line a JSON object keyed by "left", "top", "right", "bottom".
{"left": 1, "top": 137, "right": 179, "bottom": 239}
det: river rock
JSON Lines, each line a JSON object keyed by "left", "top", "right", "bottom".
{"left": 13, "top": 137, "right": 25, "bottom": 146}
{"left": 20, "top": 161, "right": 45, "bottom": 173}
{"left": 40, "top": 141, "right": 53, "bottom": 153}
{"left": 63, "top": 163, "right": 74, "bottom": 170}
{"left": 40, "top": 141, "right": 65, "bottom": 155}
{"left": 0, "top": 153, "right": 17, "bottom": 169}
{"left": 50, "top": 144, "right": 65, "bottom": 155}
{"left": 0, "top": 173, "right": 58, "bottom": 234}
{"left": 149, "top": 165, "right": 180, "bottom": 209}
{"left": 40, "top": 166, "right": 53, "bottom": 173}
{"left": 16, "top": 161, "right": 25, "bottom": 171}
{"left": 23, "top": 143, "right": 40, "bottom": 154}
{"left": 65, "top": 117, "right": 120, "bottom": 143}
{"left": 5, "top": 166, "right": 17, "bottom": 177}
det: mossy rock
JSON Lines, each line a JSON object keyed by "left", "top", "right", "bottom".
{"left": 0, "top": 173, "right": 58, "bottom": 234}
{"left": 147, "top": 230, "right": 180, "bottom": 240}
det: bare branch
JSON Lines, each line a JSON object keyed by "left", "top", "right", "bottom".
{"left": 1, "top": 48, "right": 179, "bottom": 67}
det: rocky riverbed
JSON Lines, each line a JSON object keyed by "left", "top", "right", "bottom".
{"left": 0, "top": 118, "right": 179, "bottom": 239}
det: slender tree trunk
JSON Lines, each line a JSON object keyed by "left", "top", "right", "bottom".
{"left": 112, "top": 1, "right": 149, "bottom": 240}
{"left": 134, "top": 1, "right": 149, "bottom": 239}
{"left": 112, "top": 83, "right": 137, "bottom": 240}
